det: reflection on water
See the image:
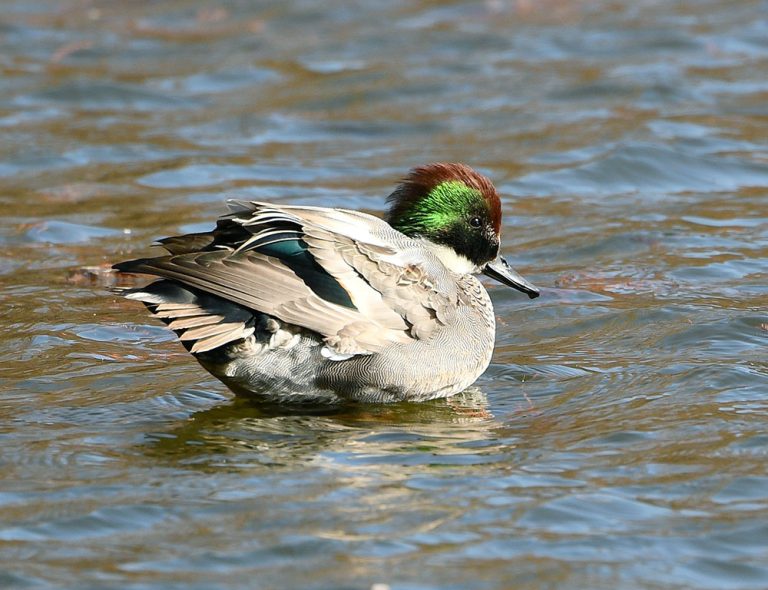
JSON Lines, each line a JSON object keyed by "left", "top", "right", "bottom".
{"left": 146, "top": 391, "right": 496, "bottom": 467}
{"left": 1, "top": 0, "right": 767, "bottom": 589}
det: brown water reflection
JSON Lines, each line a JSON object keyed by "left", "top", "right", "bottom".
{"left": 1, "top": 1, "right": 767, "bottom": 589}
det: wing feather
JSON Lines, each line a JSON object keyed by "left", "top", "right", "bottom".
{"left": 116, "top": 201, "right": 459, "bottom": 355}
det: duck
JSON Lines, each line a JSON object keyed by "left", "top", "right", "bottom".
{"left": 113, "top": 163, "right": 540, "bottom": 403}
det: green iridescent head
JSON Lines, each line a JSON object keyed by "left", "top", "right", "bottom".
{"left": 386, "top": 163, "right": 503, "bottom": 269}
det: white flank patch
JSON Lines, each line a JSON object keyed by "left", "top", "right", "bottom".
{"left": 269, "top": 329, "right": 300, "bottom": 350}
{"left": 321, "top": 346, "right": 355, "bottom": 361}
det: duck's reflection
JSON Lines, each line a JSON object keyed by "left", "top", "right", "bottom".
{"left": 143, "top": 388, "right": 499, "bottom": 470}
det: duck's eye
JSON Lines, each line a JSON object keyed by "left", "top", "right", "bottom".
{"left": 469, "top": 216, "right": 482, "bottom": 228}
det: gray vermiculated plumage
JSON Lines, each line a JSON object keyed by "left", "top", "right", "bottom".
{"left": 115, "top": 163, "right": 540, "bottom": 403}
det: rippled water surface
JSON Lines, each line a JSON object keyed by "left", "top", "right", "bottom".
{"left": 1, "top": 1, "right": 767, "bottom": 588}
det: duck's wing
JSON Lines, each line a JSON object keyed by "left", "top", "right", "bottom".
{"left": 114, "top": 201, "right": 458, "bottom": 356}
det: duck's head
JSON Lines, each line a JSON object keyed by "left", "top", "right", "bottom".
{"left": 386, "top": 162, "right": 539, "bottom": 299}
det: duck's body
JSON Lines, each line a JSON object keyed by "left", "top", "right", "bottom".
{"left": 115, "top": 163, "right": 539, "bottom": 403}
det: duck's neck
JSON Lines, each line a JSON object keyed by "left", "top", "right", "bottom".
{"left": 420, "top": 239, "right": 478, "bottom": 275}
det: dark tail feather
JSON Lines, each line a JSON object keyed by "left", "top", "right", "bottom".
{"left": 156, "top": 232, "right": 215, "bottom": 255}
{"left": 117, "top": 280, "right": 255, "bottom": 354}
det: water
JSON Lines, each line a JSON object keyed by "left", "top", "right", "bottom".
{"left": 1, "top": 1, "right": 767, "bottom": 588}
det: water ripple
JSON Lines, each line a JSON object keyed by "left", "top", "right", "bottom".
{"left": 1, "top": 1, "right": 767, "bottom": 589}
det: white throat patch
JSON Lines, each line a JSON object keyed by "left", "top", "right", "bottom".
{"left": 426, "top": 242, "right": 478, "bottom": 275}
